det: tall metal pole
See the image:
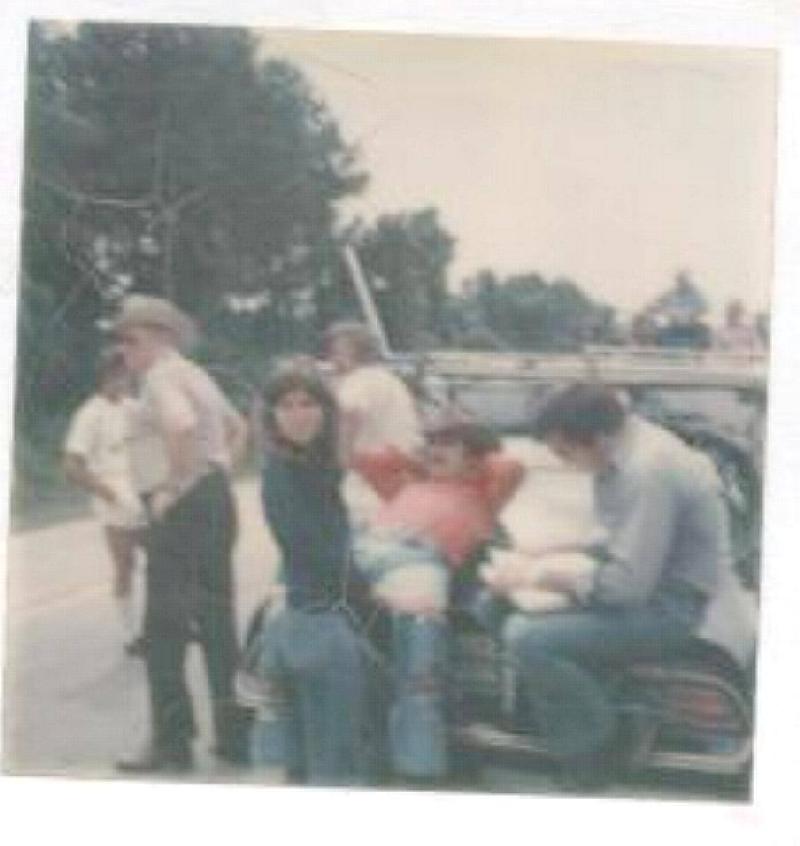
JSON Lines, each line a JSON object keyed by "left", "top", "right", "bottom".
{"left": 342, "top": 243, "right": 392, "bottom": 357}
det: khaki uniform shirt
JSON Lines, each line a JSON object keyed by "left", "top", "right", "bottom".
{"left": 136, "top": 350, "right": 237, "bottom": 493}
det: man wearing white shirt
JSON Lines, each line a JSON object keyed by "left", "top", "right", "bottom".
{"left": 114, "top": 295, "right": 248, "bottom": 773}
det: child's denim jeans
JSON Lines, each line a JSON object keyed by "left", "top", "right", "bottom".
{"left": 353, "top": 532, "right": 449, "bottom": 779}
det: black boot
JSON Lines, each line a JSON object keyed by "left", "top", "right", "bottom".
{"left": 124, "top": 636, "right": 148, "bottom": 658}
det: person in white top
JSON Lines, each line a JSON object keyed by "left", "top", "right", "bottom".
{"left": 715, "top": 299, "right": 763, "bottom": 353}
{"left": 63, "top": 349, "right": 145, "bottom": 654}
{"left": 324, "top": 321, "right": 422, "bottom": 522}
{"left": 113, "top": 295, "right": 248, "bottom": 774}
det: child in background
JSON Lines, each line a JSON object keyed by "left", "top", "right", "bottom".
{"left": 351, "top": 408, "right": 525, "bottom": 782}
{"left": 325, "top": 321, "right": 422, "bottom": 526}
{"left": 63, "top": 349, "right": 145, "bottom": 655}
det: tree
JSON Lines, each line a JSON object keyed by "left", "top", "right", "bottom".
{"left": 16, "top": 22, "right": 369, "bottom": 515}
{"left": 348, "top": 208, "right": 455, "bottom": 350}
{"left": 19, "top": 21, "right": 367, "bottom": 425}
{"left": 454, "top": 270, "right": 616, "bottom": 352}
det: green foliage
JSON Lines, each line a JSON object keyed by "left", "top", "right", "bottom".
{"left": 349, "top": 208, "right": 455, "bottom": 350}
{"left": 17, "top": 21, "right": 369, "bottom": 518}
{"left": 20, "top": 22, "right": 367, "bottom": 395}
{"left": 451, "top": 270, "right": 617, "bottom": 351}
{"left": 10, "top": 409, "right": 80, "bottom": 529}
{"left": 16, "top": 21, "right": 626, "bottom": 526}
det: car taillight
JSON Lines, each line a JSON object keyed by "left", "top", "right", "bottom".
{"left": 662, "top": 683, "right": 743, "bottom": 731}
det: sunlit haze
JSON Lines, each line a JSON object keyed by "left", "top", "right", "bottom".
{"left": 260, "top": 30, "right": 776, "bottom": 320}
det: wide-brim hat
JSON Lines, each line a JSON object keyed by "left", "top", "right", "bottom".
{"left": 113, "top": 295, "right": 196, "bottom": 349}
{"left": 422, "top": 405, "right": 500, "bottom": 454}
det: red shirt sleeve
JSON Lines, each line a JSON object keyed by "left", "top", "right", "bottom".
{"left": 477, "top": 453, "right": 526, "bottom": 516}
{"left": 351, "top": 446, "right": 421, "bottom": 501}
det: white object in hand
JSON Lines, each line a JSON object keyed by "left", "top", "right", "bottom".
{"left": 483, "top": 549, "right": 596, "bottom": 613}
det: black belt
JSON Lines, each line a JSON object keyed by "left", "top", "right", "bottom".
{"left": 287, "top": 595, "right": 344, "bottom": 614}
{"left": 662, "top": 580, "right": 708, "bottom": 604}
{"left": 654, "top": 580, "right": 709, "bottom": 621}
{"left": 139, "top": 465, "right": 226, "bottom": 517}
{"left": 292, "top": 604, "right": 343, "bottom": 615}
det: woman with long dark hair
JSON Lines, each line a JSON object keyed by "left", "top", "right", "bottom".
{"left": 248, "top": 359, "right": 366, "bottom": 785}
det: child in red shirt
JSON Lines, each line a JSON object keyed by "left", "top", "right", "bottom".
{"left": 354, "top": 419, "right": 523, "bottom": 608}
{"left": 351, "top": 409, "right": 524, "bottom": 781}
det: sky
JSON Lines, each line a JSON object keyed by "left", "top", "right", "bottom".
{"left": 259, "top": 30, "right": 777, "bottom": 320}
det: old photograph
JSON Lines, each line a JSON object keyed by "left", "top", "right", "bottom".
{"left": 3, "top": 20, "right": 775, "bottom": 804}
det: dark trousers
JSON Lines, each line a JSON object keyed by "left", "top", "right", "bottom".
{"left": 143, "top": 470, "right": 246, "bottom": 759}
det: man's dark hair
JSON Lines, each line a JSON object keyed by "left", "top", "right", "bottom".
{"left": 533, "top": 383, "right": 627, "bottom": 444}
{"left": 422, "top": 404, "right": 501, "bottom": 456}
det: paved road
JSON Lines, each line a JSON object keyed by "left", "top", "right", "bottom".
{"left": 2, "top": 450, "right": 722, "bottom": 799}
{"left": 3, "top": 479, "right": 280, "bottom": 782}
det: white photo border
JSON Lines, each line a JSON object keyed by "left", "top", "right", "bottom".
{"left": 1, "top": 2, "right": 798, "bottom": 845}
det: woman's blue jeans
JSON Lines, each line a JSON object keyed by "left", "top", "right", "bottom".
{"left": 249, "top": 607, "right": 366, "bottom": 786}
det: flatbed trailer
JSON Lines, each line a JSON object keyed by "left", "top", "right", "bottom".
{"left": 393, "top": 347, "right": 767, "bottom": 393}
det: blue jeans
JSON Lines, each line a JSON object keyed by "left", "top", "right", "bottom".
{"left": 249, "top": 608, "right": 366, "bottom": 785}
{"left": 354, "top": 533, "right": 449, "bottom": 778}
{"left": 353, "top": 533, "right": 449, "bottom": 610}
{"left": 501, "top": 590, "right": 705, "bottom": 763}
{"left": 386, "top": 613, "right": 448, "bottom": 778}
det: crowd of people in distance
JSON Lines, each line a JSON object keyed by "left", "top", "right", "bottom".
{"left": 630, "top": 295, "right": 768, "bottom": 353}
{"left": 63, "top": 296, "right": 732, "bottom": 790}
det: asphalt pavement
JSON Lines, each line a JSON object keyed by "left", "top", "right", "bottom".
{"left": 3, "top": 478, "right": 278, "bottom": 781}
{"left": 2, "top": 451, "right": 726, "bottom": 800}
